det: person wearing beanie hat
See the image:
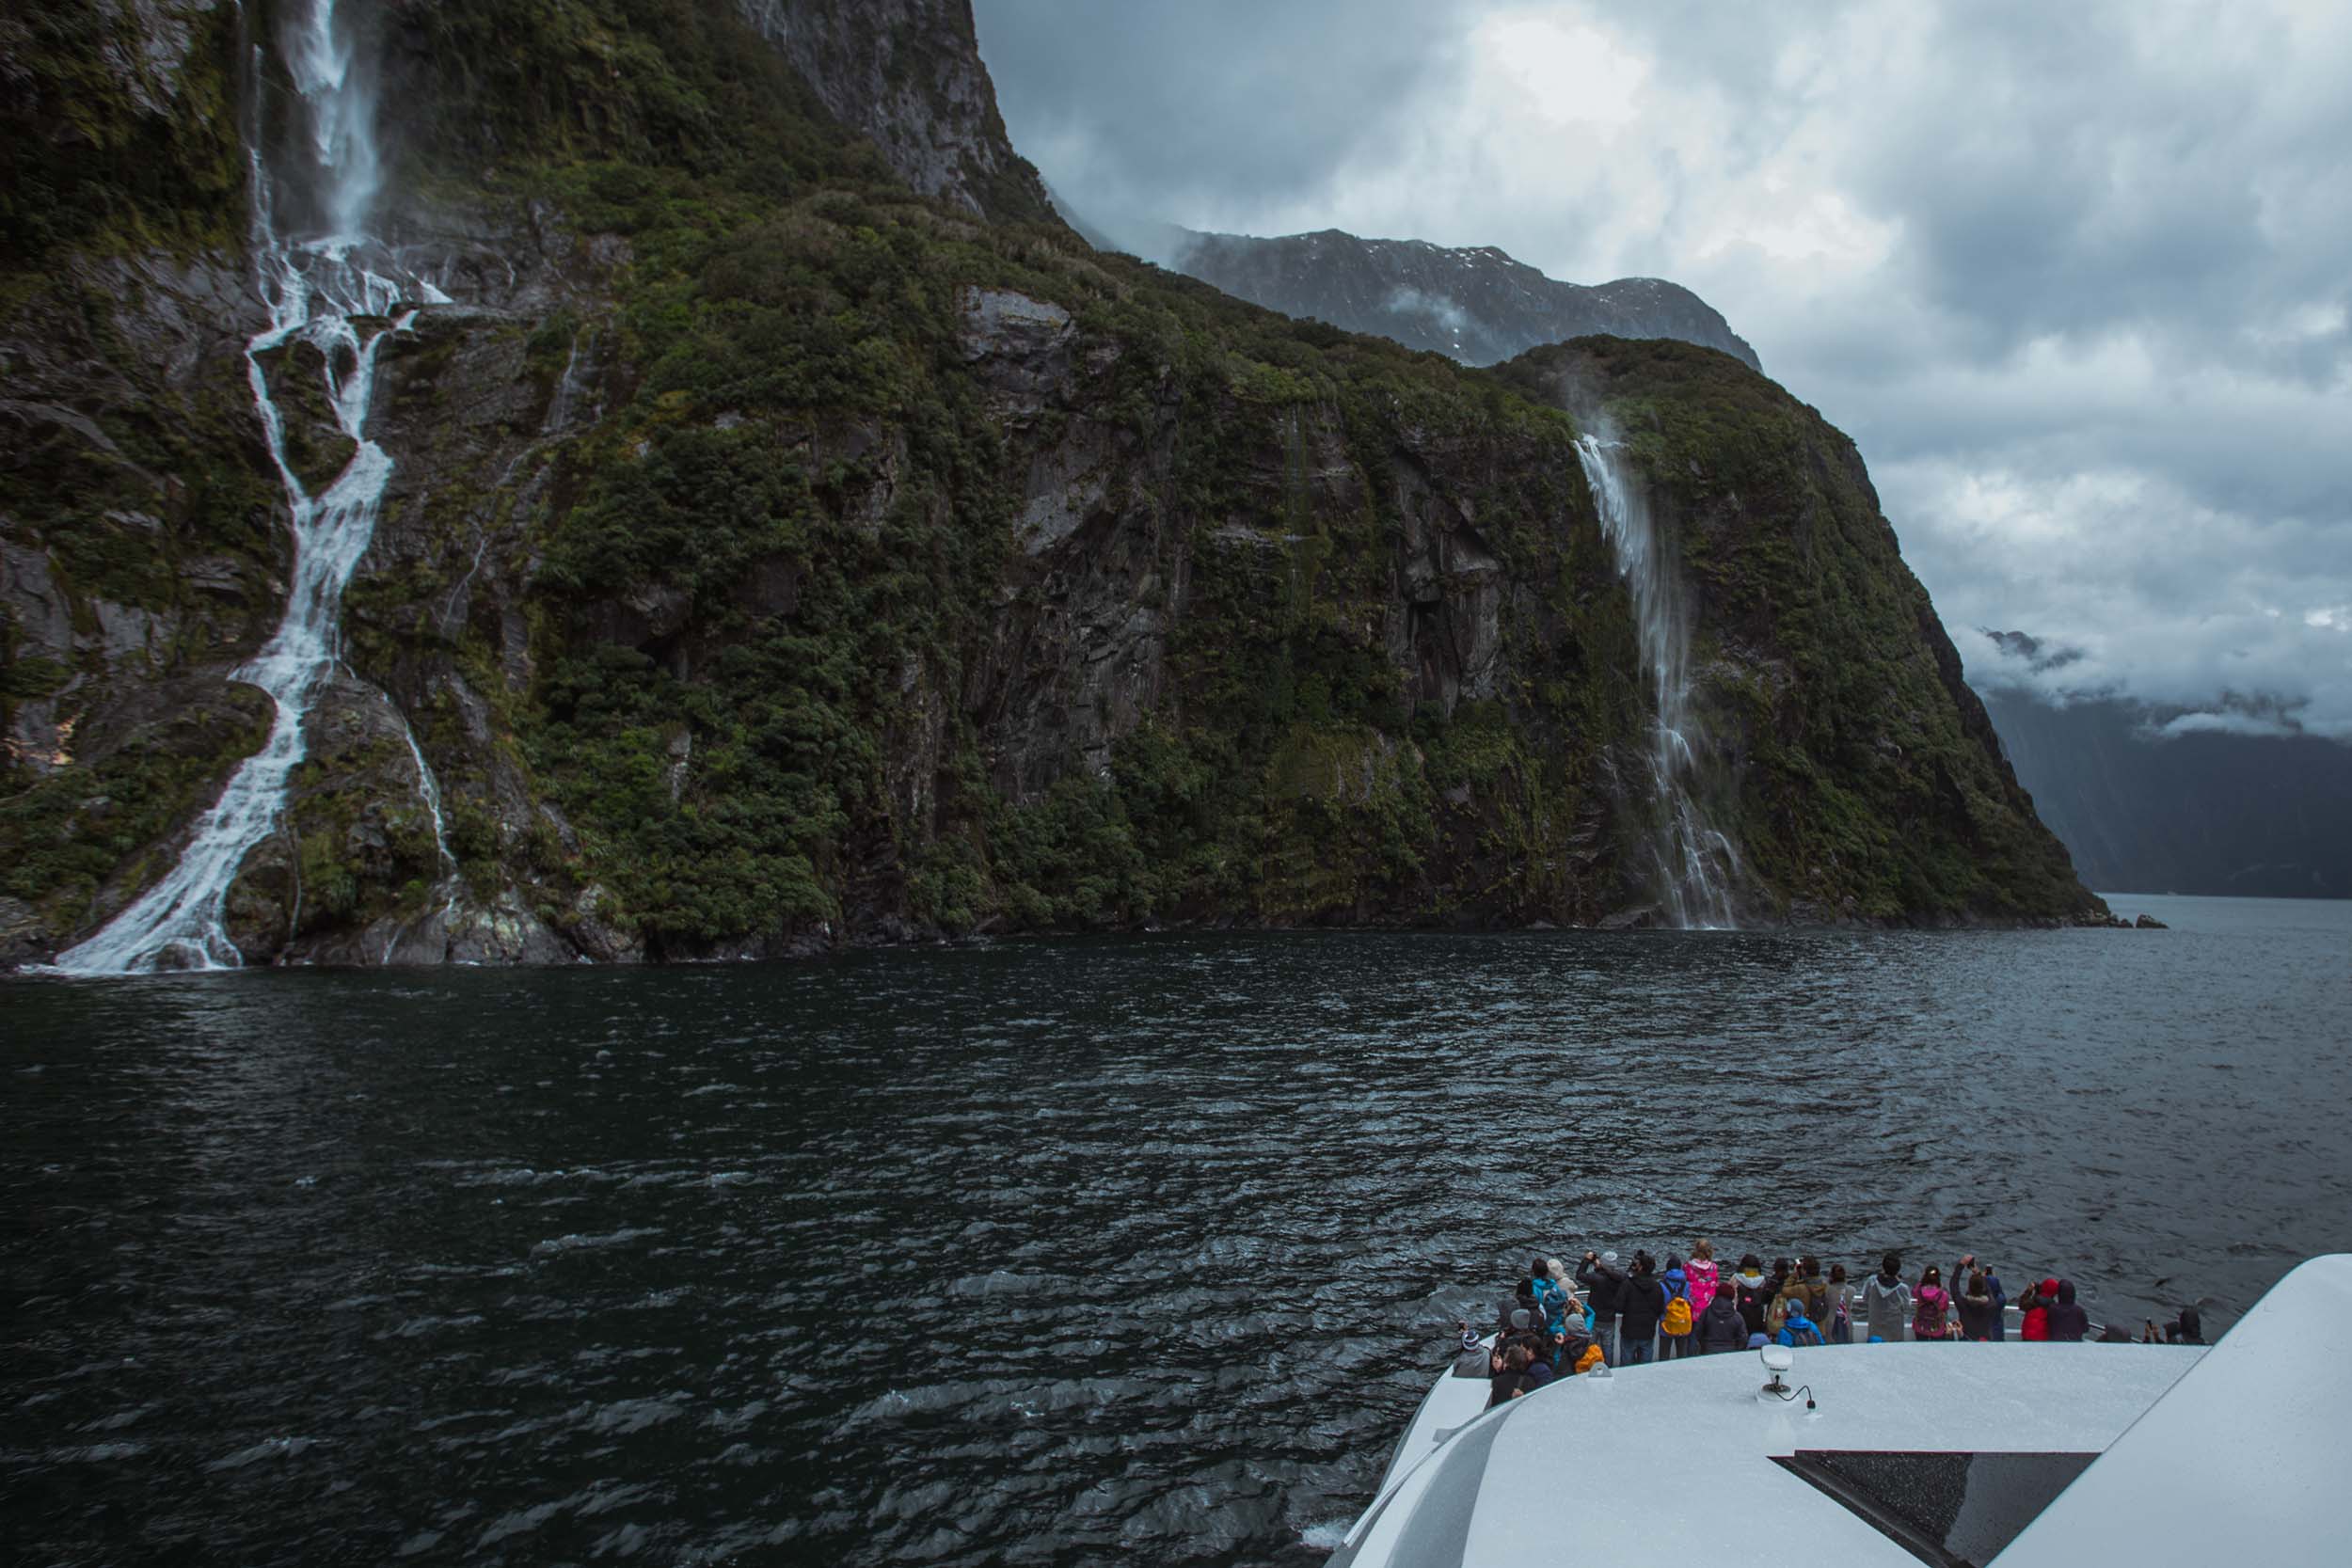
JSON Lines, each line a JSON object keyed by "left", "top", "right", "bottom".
{"left": 1546, "top": 1258, "right": 1581, "bottom": 1317}
{"left": 1769, "top": 1268, "right": 1814, "bottom": 1338}
{"left": 1776, "top": 1294, "right": 1827, "bottom": 1348}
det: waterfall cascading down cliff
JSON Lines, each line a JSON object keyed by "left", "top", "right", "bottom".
{"left": 1574, "top": 431, "right": 1741, "bottom": 928}
{"left": 56, "top": 0, "right": 454, "bottom": 974}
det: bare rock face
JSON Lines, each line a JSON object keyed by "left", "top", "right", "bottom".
{"left": 89, "top": 0, "right": 222, "bottom": 117}
{"left": 733, "top": 0, "right": 1055, "bottom": 225}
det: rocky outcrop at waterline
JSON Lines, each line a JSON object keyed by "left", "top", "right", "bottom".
{"left": 0, "top": 0, "right": 2108, "bottom": 967}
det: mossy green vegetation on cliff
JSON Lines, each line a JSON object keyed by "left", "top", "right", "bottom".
{"left": 1495, "top": 339, "right": 2095, "bottom": 920}
{"left": 494, "top": 165, "right": 1639, "bottom": 945}
{"left": 0, "top": 0, "right": 246, "bottom": 269}
{"left": 0, "top": 0, "right": 2103, "bottom": 962}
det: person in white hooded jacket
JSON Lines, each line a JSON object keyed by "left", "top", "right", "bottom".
{"left": 1861, "top": 1251, "right": 1913, "bottom": 1341}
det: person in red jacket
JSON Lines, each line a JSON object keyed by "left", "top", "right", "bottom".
{"left": 2020, "top": 1277, "right": 2059, "bottom": 1340}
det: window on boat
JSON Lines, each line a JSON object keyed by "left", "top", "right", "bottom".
{"left": 1772, "top": 1449, "right": 2098, "bottom": 1567}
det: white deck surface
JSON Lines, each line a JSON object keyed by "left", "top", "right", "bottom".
{"left": 1339, "top": 1341, "right": 2204, "bottom": 1566}
{"left": 1994, "top": 1254, "right": 2352, "bottom": 1565}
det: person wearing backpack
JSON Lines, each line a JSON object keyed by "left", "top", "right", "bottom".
{"left": 1768, "top": 1271, "right": 1811, "bottom": 1340}
{"left": 1615, "top": 1252, "right": 1668, "bottom": 1366}
{"left": 1529, "top": 1257, "right": 1570, "bottom": 1338}
{"left": 1862, "top": 1253, "right": 1912, "bottom": 1341}
{"left": 1696, "top": 1288, "right": 1748, "bottom": 1354}
{"left": 1800, "top": 1257, "right": 1832, "bottom": 1325}
{"left": 1912, "top": 1265, "right": 1955, "bottom": 1341}
{"left": 1777, "top": 1299, "right": 1827, "bottom": 1348}
{"left": 1659, "top": 1256, "right": 1696, "bottom": 1359}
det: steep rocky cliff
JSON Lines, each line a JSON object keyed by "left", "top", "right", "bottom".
{"left": 731, "top": 0, "right": 1054, "bottom": 226}
{"left": 0, "top": 0, "right": 2104, "bottom": 966}
{"left": 1492, "top": 340, "right": 2090, "bottom": 921}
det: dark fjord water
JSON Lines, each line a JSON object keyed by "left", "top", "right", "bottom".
{"left": 7, "top": 895, "right": 2349, "bottom": 1565}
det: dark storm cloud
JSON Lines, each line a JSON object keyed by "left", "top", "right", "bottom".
{"left": 972, "top": 1, "right": 2352, "bottom": 732}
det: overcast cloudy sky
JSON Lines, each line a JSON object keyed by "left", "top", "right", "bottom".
{"left": 972, "top": 0, "right": 2352, "bottom": 736}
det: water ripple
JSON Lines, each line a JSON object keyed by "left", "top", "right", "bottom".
{"left": 5, "top": 899, "right": 2349, "bottom": 1563}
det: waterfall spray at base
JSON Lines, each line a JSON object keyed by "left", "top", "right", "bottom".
{"left": 1575, "top": 432, "right": 1740, "bottom": 929}
{"left": 55, "top": 0, "right": 455, "bottom": 974}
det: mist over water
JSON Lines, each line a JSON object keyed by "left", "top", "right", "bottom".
{"left": 8, "top": 896, "right": 2349, "bottom": 1564}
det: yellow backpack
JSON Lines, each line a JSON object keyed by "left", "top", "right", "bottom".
{"left": 1662, "top": 1295, "right": 1693, "bottom": 1336}
{"left": 1574, "top": 1344, "right": 1606, "bottom": 1375}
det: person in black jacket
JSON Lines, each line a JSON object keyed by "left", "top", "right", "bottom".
{"left": 2045, "top": 1279, "right": 2092, "bottom": 1342}
{"left": 1731, "top": 1253, "right": 1772, "bottom": 1343}
{"left": 1696, "top": 1289, "right": 1749, "bottom": 1354}
{"left": 1487, "top": 1342, "right": 1534, "bottom": 1408}
{"left": 1615, "top": 1251, "right": 1668, "bottom": 1365}
{"left": 1577, "top": 1250, "right": 1626, "bottom": 1364}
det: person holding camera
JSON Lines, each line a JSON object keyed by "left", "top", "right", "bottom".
{"left": 1576, "top": 1249, "right": 1626, "bottom": 1363}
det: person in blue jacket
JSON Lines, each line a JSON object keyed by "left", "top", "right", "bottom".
{"left": 1777, "top": 1299, "right": 1828, "bottom": 1348}
{"left": 1529, "top": 1257, "right": 1569, "bottom": 1337}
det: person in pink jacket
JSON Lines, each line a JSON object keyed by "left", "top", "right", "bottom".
{"left": 1685, "top": 1239, "right": 1722, "bottom": 1318}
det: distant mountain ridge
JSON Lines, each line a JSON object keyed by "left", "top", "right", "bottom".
{"left": 1982, "top": 689, "right": 2352, "bottom": 898}
{"left": 1066, "top": 212, "right": 1761, "bottom": 372}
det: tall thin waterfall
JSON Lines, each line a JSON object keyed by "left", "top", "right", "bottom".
{"left": 1575, "top": 432, "right": 1740, "bottom": 928}
{"left": 57, "top": 0, "right": 447, "bottom": 974}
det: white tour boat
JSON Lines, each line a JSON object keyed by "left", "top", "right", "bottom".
{"left": 1328, "top": 1254, "right": 2348, "bottom": 1566}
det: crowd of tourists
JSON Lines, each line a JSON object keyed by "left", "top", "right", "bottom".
{"left": 1474, "top": 1242, "right": 2210, "bottom": 1406}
